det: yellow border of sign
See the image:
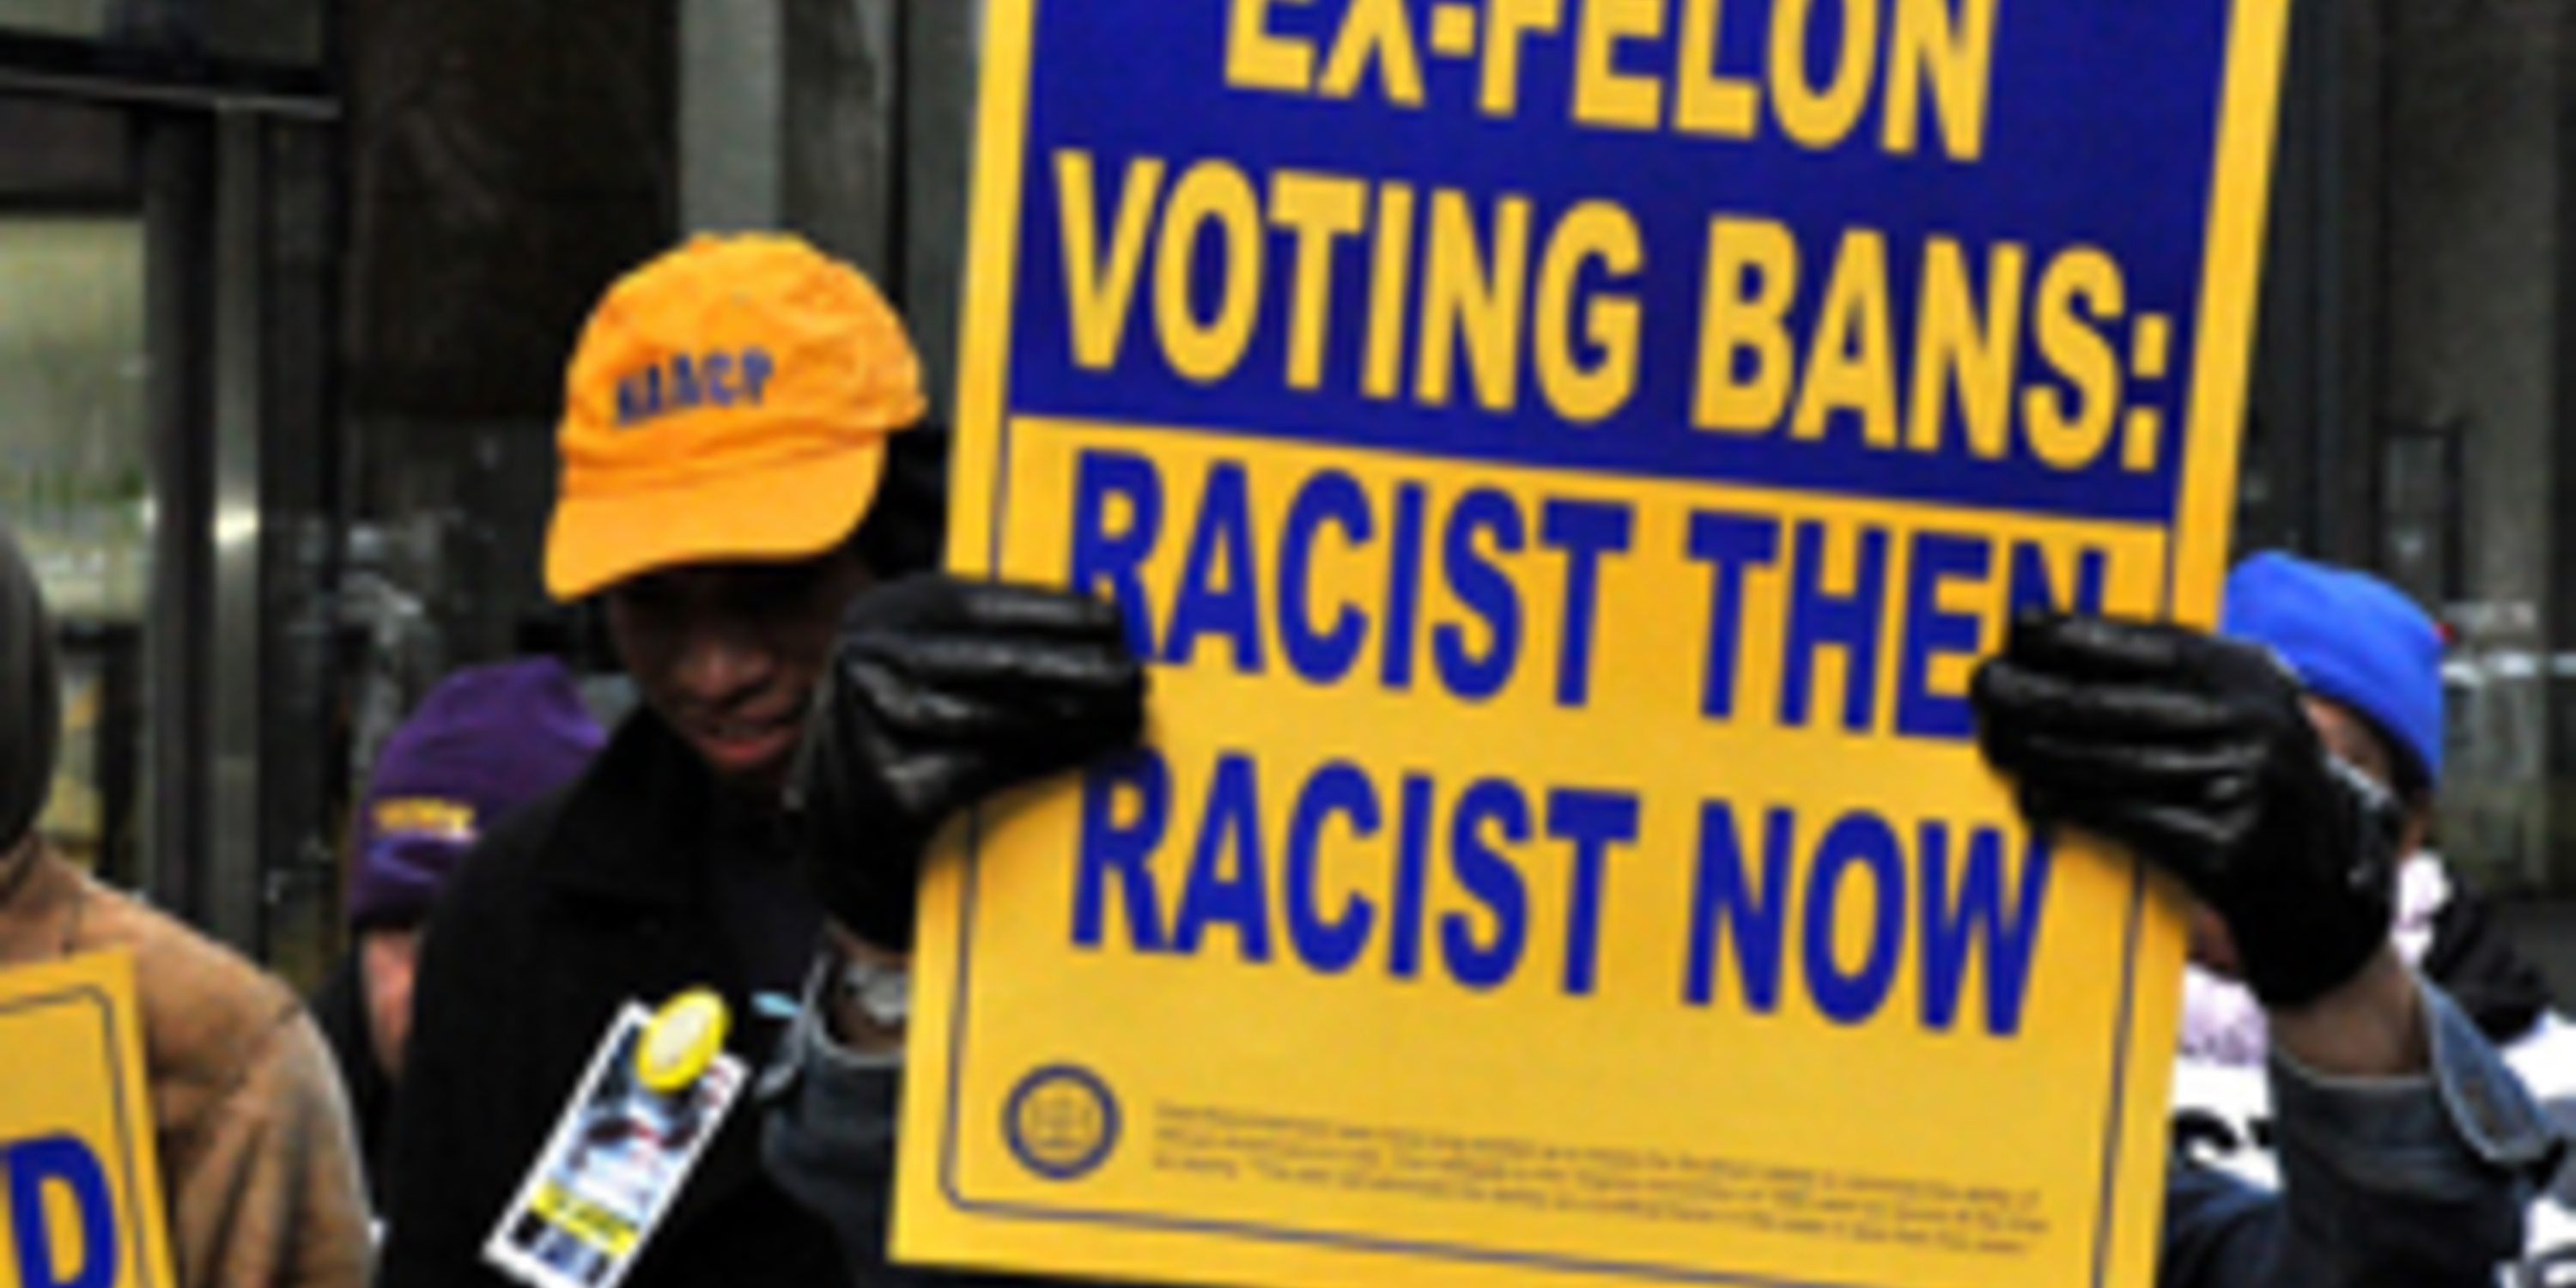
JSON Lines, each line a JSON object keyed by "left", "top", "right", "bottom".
{"left": 2103, "top": 5, "right": 2293, "bottom": 1275}
{"left": 909, "top": 3, "right": 2296, "bottom": 1285}
{"left": 906, "top": 0, "right": 1042, "bottom": 1248}
{"left": 2168, "top": 0, "right": 2293, "bottom": 629}
{"left": 938, "top": 0, "right": 1040, "bottom": 580}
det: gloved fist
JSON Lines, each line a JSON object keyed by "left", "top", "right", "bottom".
{"left": 790, "top": 574, "right": 1147, "bottom": 951}
{"left": 1970, "top": 612, "right": 2402, "bottom": 1010}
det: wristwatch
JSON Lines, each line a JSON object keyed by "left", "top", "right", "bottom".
{"left": 835, "top": 955, "right": 911, "bottom": 1029}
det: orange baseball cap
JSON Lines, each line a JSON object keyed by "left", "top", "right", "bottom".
{"left": 544, "top": 234, "right": 927, "bottom": 600}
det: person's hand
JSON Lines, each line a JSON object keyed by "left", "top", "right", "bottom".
{"left": 790, "top": 574, "right": 1147, "bottom": 952}
{"left": 1970, "top": 613, "right": 2403, "bottom": 1009}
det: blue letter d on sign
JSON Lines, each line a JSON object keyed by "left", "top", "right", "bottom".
{"left": 6, "top": 1134, "right": 118, "bottom": 1288}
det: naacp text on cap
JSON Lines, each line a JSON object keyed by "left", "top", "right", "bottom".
{"left": 617, "top": 348, "right": 778, "bottom": 428}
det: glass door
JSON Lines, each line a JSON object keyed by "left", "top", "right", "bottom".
{"left": 0, "top": 96, "right": 150, "bottom": 884}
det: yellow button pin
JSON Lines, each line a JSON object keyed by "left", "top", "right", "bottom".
{"left": 636, "top": 988, "right": 730, "bottom": 1093}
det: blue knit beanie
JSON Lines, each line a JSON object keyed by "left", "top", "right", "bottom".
{"left": 2220, "top": 551, "right": 2443, "bottom": 790}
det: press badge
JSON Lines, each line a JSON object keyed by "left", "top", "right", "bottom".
{"left": 483, "top": 993, "right": 745, "bottom": 1288}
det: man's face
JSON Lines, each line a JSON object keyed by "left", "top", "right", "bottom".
{"left": 363, "top": 926, "right": 422, "bottom": 1079}
{"left": 604, "top": 547, "right": 874, "bottom": 796}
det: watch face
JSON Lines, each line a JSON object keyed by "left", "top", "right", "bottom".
{"left": 862, "top": 974, "right": 909, "bottom": 1025}
{"left": 843, "top": 963, "right": 911, "bottom": 1026}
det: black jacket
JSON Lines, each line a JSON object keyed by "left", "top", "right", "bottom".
{"left": 378, "top": 713, "right": 848, "bottom": 1288}
{"left": 2423, "top": 874, "right": 2555, "bottom": 1044}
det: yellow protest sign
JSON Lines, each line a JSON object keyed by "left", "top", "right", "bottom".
{"left": 902, "top": 3, "right": 2289, "bottom": 1285}
{"left": 0, "top": 951, "right": 176, "bottom": 1288}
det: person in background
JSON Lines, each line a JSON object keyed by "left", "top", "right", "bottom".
{"left": 375, "top": 234, "right": 1141, "bottom": 1288}
{"left": 0, "top": 517, "right": 373, "bottom": 1288}
{"left": 2179, "top": 550, "right": 2546, "bottom": 1061}
{"left": 1975, "top": 606, "right": 2563, "bottom": 1284}
{"left": 2169, "top": 550, "right": 2576, "bottom": 1281}
{"left": 309, "top": 655, "right": 605, "bottom": 1205}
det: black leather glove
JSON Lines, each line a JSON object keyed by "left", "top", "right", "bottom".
{"left": 790, "top": 574, "right": 1147, "bottom": 951}
{"left": 1970, "top": 612, "right": 2402, "bottom": 1009}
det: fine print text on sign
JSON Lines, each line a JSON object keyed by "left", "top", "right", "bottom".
{"left": 903, "top": 3, "right": 2289, "bottom": 1287}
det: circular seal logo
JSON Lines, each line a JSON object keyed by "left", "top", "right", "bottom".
{"left": 1004, "top": 1065, "right": 1119, "bottom": 1182}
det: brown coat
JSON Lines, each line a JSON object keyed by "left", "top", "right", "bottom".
{"left": 0, "top": 841, "right": 371, "bottom": 1288}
